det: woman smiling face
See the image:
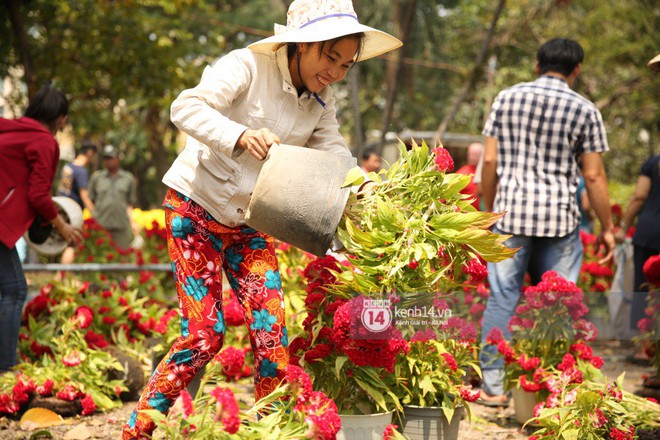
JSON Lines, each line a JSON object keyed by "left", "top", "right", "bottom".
{"left": 289, "top": 35, "right": 361, "bottom": 94}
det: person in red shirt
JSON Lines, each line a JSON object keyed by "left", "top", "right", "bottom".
{"left": 456, "top": 142, "right": 484, "bottom": 210}
{"left": 0, "top": 84, "right": 83, "bottom": 372}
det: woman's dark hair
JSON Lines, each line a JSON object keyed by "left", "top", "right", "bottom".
{"left": 24, "top": 84, "right": 69, "bottom": 129}
{"left": 537, "top": 38, "right": 584, "bottom": 76}
{"left": 287, "top": 32, "right": 366, "bottom": 64}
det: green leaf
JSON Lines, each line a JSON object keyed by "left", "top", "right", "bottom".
{"left": 335, "top": 356, "right": 348, "bottom": 378}
{"left": 342, "top": 167, "right": 365, "bottom": 188}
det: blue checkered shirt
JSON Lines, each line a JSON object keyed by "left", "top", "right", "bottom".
{"left": 483, "top": 75, "right": 609, "bottom": 237}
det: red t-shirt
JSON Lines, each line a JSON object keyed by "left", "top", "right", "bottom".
{"left": 456, "top": 164, "right": 480, "bottom": 210}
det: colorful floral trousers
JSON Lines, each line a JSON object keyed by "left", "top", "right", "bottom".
{"left": 122, "top": 190, "right": 289, "bottom": 439}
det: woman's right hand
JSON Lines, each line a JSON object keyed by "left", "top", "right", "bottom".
{"left": 236, "top": 128, "right": 281, "bottom": 161}
{"left": 52, "top": 214, "right": 84, "bottom": 246}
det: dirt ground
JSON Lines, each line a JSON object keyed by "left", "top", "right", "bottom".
{"left": 0, "top": 340, "right": 655, "bottom": 440}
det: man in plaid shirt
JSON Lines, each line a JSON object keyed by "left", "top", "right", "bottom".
{"left": 478, "top": 38, "right": 615, "bottom": 406}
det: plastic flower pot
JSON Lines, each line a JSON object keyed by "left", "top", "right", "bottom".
{"left": 337, "top": 410, "right": 393, "bottom": 440}
{"left": 24, "top": 196, "right": 83, "bottom": 256}
{"left": 511, "top": 387, "right": 536, "bottom": 425}
{"left": 245, "top": 143, "right": 357, "bottom": 257}
{"left": 401, "top": 405, "right": 463, "bottom": 440}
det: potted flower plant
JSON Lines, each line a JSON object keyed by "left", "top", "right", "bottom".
{"left": 486, "top": 271, "right": 605, "bottom": 424}
{"left": 393, "top": 318, "right": 481, "bottom": 440}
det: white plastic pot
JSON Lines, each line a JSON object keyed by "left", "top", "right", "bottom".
{"left": 24, "top": 196, "right": 83, "bottom": 256}
{"left": 337, "top": 411, "right": 393, "bottom": 440}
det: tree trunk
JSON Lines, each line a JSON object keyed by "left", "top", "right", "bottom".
{"left": 5, "top": 0, "right": 38, "bottom": 97}
{"left": 434, "top": 0, "right": 506, "bottom": 142}
{"left": 349, "top": 66, "right": 365, "bottom": 157}
{"left": 143, "top": 105, "right": 171, "bottom": 207}
{"left": 378, "top": 0, "right": 417, "bottom": 153}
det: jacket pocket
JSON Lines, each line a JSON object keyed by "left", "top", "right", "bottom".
{"left": 0, "top": 187, "right": 15, "bottom": 208}
{"left": 196, "top": 149, "right": 237, "bottom": 181}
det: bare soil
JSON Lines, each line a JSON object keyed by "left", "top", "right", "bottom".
{"left": 0, "top": 340, "right": 655, "bottom": 440}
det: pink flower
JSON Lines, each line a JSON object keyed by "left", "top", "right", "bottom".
{"left": 56, "top": 384, "right": 79, "bottom": 401}
{"left": 210, "top": 387, "right": 240, "bottom": 434}
{"left": 592, "top": 408, "right": 608, "bottom": 428}
{"left": 573, "top": 319, "right": 598, "bottom": 341}
{"left": 62, "top": 350, "right": 86, "bottom": 367}
{"left": 180, "top": 389, "right": 194, "bottom": 419}
{"left": 433, "top": 147, "right": 455, "bottom": 172}
{"left": 486, "top": 327, "right": 504, "bottom": 344}
{"left": 533, "top": 402, "right": 545, "bottom": 417}
{"left": 518, "top": 354, "right": 541, "bottom": 371}
{"left": 383, "top": 424, "right": 399, "bottom": 440}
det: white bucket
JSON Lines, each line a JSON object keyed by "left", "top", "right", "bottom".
{"left": 24, "top": 196, "right": 83, "bottom": 256}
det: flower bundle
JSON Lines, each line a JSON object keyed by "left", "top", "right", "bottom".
{"left": 487, "top": 271, "right": 603, "bottom": 396}
{"left": 577, "top": 230, "right": 614, "bottom": 316}
{"left": 339, "top": 140, "right": 515, "bottom": 296}
{"left": 529, "top": 374, "right": 660, "bottom": 439}
{"left": 147, "top": 364, "right": 341, "bottom": 440}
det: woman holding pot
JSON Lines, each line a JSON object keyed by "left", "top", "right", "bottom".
{"left": 0, "top": 84, "right": 83, "bottom": 373}
{"left": 123, "top": 1, "right": 401, "bottom": 437}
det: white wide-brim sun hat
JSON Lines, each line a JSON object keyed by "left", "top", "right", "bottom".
{"left": 248, "top": 0, "right": 402, "bottom": 62}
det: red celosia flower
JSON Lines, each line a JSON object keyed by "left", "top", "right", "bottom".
{"left": 486, "top": 327, "right": 504, "bottom": 345}
{"left": 557, "top": 353, "right": 576, "bottom": 371}
{"left": 30, "top": 340, "right": 53, "bottom": 357}
{"left": 36, "top": 379, "right": 54, "bottom": 396}
{"left": 80, "top": 393, "right": 96, "bottom": 416}
{"left": 496, "top": 340, "right": 517, "bottom": 364}
{"left": 216, "top": 347, "right": 247, "bottom": 381}
{"left": 590, "top": 356, "right": 604, "bottom": 369}
{"left": 84, "top": 330, "right": 109, "bottom": 349}
{"left": 73, "top": 306, "right": 94, "bottom": 329}
{"left": 573, "top": 319, "right": 598, "bottom": 341}
{"left": 408, "top": 259, "right": 419, "bottom": 270}
{"left": 304, "top": 343, "right": 332, "bottom": 363}
{"left": 210, "top": 387, "right": 240, "bottom": 434}
{"left": 102, "top": 316, "right": 116, "bottom": 325}
{"left": 643, "top": 255, "right": 660, "bottom": 287}
{"left": 224, "top": 293, "right": 244, "bottom": 326}
{"left": 12, "top": 380, "right": 32, "bottom": 405}
{"left": 463, "top": 258, "right": 488, "bottom": 283}
{"left": 0, "top": 394, "right": 19, "bottom": 414}
{"left": 285, "top": 365, "right": 313, "bottom": 404}
{"left": 441, "top": 352, "right": 458, "bottom": 372}
{"left": 610, "top": 426, "right": 635, "bottom": 440}
{"left": 519, "top": 375, "right": 542, "bottom": 392}
{"left": 533, "top": 402, "right": 545, "bottom": 418}
{"left": 518, "top": 354, "right": 541, "bottom": 371}
{"left": 458, "top": 385, "right": 480, "bottom": 402}
{"left": 102, "top": 290, "right": 113, "bottom": 299}
{"left": 592, "top": 408, "right": 608, "bottom": 428}
{"left": 433, "top": 147, "right": 454, "bottom": 172}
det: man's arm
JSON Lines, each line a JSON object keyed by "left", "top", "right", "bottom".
{"left": 79, "top": 188, "right": 95, "bottom": 214}
{"left": 581, "top": 152, "right": 615, "bottom": 263}
{"left": 615, "top": 175, "right": 651, "bottom": 242}
{"left": 481, "top": 136, "right": 498, "bottom": 212}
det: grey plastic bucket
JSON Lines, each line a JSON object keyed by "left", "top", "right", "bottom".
{"left": 245, "top": 143, "right": 356, "bottom": 257}
{"left": 401, "top": 405, "right": 463, "bottom": 440}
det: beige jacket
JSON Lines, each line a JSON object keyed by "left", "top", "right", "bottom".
{"left": 163, "top": 47, "right": 352, "bottom": 227}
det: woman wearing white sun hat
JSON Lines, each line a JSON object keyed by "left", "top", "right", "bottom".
{"left": 122, "top": 1, "right": 401, "bottom": 438}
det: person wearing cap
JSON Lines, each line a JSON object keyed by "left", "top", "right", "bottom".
{"left": 88, "top": 144, "right": 138, "bottom": 249}
{"left": 0, "top": 85, "right": 83, "bottom": 373}
{"left": 122, "top": 0, "right": 401, "bottom": 437}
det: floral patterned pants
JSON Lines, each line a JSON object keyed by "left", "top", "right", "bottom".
{"left": 122, "top": 190, "right": 289, "bottom": 439}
